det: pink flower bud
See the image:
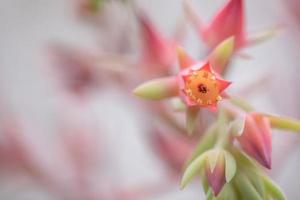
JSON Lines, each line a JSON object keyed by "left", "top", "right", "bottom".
{"left": 237, "top": 113, "right": 272, "bottom": 169}
{"left": 205, "top": 151, "right": 226, "bottom": 196}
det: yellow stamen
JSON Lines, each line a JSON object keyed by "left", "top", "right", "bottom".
{"left": 184, "top": 70, "right": 221, "bottom": 106}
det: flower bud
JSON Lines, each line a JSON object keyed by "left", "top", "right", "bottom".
{"left": 237, "top": 113, "right": 272, "bottom": 169}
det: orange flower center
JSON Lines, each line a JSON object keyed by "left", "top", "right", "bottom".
{"left": 184, "top": 70, "right": 221, "bottom": 106}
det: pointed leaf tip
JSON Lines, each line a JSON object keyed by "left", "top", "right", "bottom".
{"left": 224, "top": 151, "right": 236, "bottom": 183}
{"left": 207, "top": 149, "right": 220, "bottom": 173}
{"left": 181, "top": 152, "right": 207, "bottom": 189}
{"left": 236, "top": 174, "right": 264, "bottom": 200}
{"left": 133, "top": 77, "right": 178, "bottom": 100}
{"left": 246, "top": 25, "right": 282, "bottom": 47}
{"left": 262, "top": 175, "right": 286, "bottom": 200}
{"left": 176, "top": 46, "right": 195, "bottom": 70}
{"left": 229, "top": 114, "right": 246, "bottom": 136}
{"left": 210, "top": 37, "right": 235, "bottom": 74}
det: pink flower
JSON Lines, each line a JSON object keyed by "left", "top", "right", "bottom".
{"left": 177, "top": 60, "right": 231, "bottom": 110}
{"left": 134, "top": 46, "right": 231, "bottom": 110}
{"left": 134, "top": 39, "right": 234, "bottom": 134}
{"left": 237, "top": 113, "right": 272, "bottom": 169}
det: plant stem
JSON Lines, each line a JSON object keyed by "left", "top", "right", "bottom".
{"left": 263, "top": 114, "right": 300, "bottom": 133}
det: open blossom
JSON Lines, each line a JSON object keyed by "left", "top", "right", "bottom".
{"left": 178, "top": 59, "right": 231, "bottom": 110}
{"left": 237, "top": 113, "right": 272, "bottom": 169}
{"left": 134, "top": 38, "right": 233, "bottom": 134}
{"left": 136, "top": 10, "right": 176, "bottom": 72}
{"left": 133, "top": 40, "right": 232, "bottom": 110}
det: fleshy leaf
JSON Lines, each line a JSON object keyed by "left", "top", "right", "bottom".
{"left": 176, "top": 46, "right": 196, "bottom": 70}
{"left": 170, "top": 98, "right": 186, "bottom": 112}
{"left": 134, "top": 76, "right": 178, "bottom": 100}
{"left": 205, "top": 189, "right": 215, "bottom": 200}
{"left": 216, "top": 184, "right": 237, "bottom": 200}
{"left": 136, "top": 10, "right": 175, "bottom": 68}
{"left": 201, "top": 0, "right": 245, "bottom": 49}
{"left": 229, "top": 114, "right": 246, "bottom": 136}
{"left": 246, "top": 172, "right": 266, "bottom": 198}
{"left": 262, "top": 175, "right": 286, "bottom": 200}
{"left": 230, "top": 97, "right": 254, "bottom": 112}
{"left": 185, "top": 123, "right": 218, "bottom": 165}
{"left": 182, "top": 0, "right": 203, "bottom": 32}
{"left": 224, "top": 151, "right": 236, "bottom": 183}
{"left": 207, "top": 149, "right": 220, "bottom": 173}
{"left": 235, "top": 173, "right": 264, "bottom": 200}
{"left": 181, "top": 152, "right": 207, "bottom": 189}
{"left": 246, "top": 25, "right": 281, "bottom": 47}
{"left": 209, "top": 37, "right": 235, "bottom": 74}
{"left": 186, "top": 106, "right": 199, "bottom": 135}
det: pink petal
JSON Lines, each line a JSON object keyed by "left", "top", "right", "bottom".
{"left": 217, "top": 78, "right": 232, "bottom": 92}
{"left": 200, "top": 62, "right": 213, "bottom": 73}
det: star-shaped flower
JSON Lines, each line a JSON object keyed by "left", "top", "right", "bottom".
{"left": 134, "top": 38, "right": 234, "bottom": 134}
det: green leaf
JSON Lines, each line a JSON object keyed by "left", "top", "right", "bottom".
{"left": 186, "top": 106, "right": 199, "bottom": 136}
{"left": 207, "top": 149, "right": 221, "bottom": 172}
{"left": 262, "top": 175, "right": 286, "bottom": 200}
{"left": 186, "top": 123, "right": 218, "bottom": 165}
{"left": 235, "top": 173, "right": 264, "bottom": 200}
{"left": 229, "top": 115, "right": 246, "bottom": 137}
{"left": 229, "top": 97, "right": 254, "bottom": 112}
{"left": 247, "top": 174, "right": 266, "bottom": 198}
{"left": 209, "top": 37, "right": 235, "bottom": 73}
{"left": 181, "top": 152, "right": 208, "bottom": 189}
{"left": 206, "top": 188, "right": 216, "bottom": 200}
{"left": 246, "top": 25, "right": 280, "bottom": 47}
{"left": 170, "top": 98, "right": 186, "bottom": 112}
{"left": 201, "top": 172, "right": 209, "bottom": 193}
{"left": 217, "top": 184, "right": 237, "bottom": 200}
{"left": 224, "top": 151, "right": 237, "bottom": 183}
{"left": 133, "top": 76, "right": 178, "bottom": 100}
